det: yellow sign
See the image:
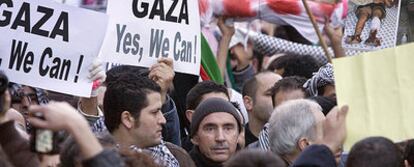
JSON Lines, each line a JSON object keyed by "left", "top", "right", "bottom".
{"left": 333, "top": 43, "right": 414, "bottom": 150}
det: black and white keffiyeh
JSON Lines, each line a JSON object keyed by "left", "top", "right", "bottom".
{"left": 303, "top": 63, "right": 335, "bottom": 97}
{"left": 93, "top": 117, "right": 179, "bottom": 167}
{"left": 253, "top": 33, "right": 334, "bottom": 65}
{"left": 257, "top": 123, "right": 270, "bottom": 151}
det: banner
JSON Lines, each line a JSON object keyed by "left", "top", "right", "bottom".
{"left": 0, "top": 0, "right": 108, "bottom": 97}
{"left": 333, "top": 43, "right": 414, "bottom": 150}
{"left": 342, "top": 0, "right": 401, "bottom": 55}
{"left": 100, "top": 0, "right": 201, "bottom": 76}
{"left": 199, "top": 0, "right": 348, "bottom": 44}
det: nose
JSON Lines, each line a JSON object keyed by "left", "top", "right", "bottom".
{"left": 215, "top": 128, "right": 226, "bottom": 142}
{"left": 158, "top": 112, "right": 166, "bottom": 125}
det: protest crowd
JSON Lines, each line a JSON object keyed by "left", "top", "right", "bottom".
{"left": 0, "top": 0, "right": 413, "bottom": 167}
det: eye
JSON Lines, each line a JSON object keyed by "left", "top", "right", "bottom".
{"left": 223, "top": 125, "right": 235, "bottom": 132}
{"left": 204, "top": 126, "right": 215, "bottom": 132}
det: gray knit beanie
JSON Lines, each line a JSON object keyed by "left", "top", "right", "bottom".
{"left": 190, "top": 98, "right": 242, "bottom": 138}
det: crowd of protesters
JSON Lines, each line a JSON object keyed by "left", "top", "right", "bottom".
{"left": 0, "top": 14, "right": 413, "bottom": 167}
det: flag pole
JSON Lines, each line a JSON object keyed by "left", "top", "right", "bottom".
{"left": 301, "top": 0, "right": 333, "bottom": 63}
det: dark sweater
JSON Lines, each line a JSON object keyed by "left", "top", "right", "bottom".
{"left": 189, "top": 146, "right": 223, "bottom": 167}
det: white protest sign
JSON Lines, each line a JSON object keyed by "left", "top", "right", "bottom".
{"left": 0, "top": 0, "right": 108, "bottom": 97}
{"left": 100, "top": 0, "right": 201, "bottom": 75}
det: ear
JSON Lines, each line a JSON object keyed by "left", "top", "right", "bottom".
{"left": 121, "top": 111, "right": 134, "bottom": 129}
{"left": 297, "top": 137, "right": 310, "bottom": 151}
{"left": 185, "top": 110, "right": 194, "bottom": 123}
{"left": 243, "top": 96, "right": 253, "bottom": 112}
{"left": 191, "top": 135, "right": 200, "bottom": 145}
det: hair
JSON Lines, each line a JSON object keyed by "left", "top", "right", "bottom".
{"left": 224, "top": 149, "right": 286, "bottom": 167}
{"left": 274, "top": 25, "right": 312, "bottom": 45}
{"left": 267, "top": 55, "right": 320, "bottom": 79}
{"left": 105, "top": 65, "right": 149, "bottom": 84}
{"left": 242, "top": 71, "right": 274, "bottom": 100}
{"left": 268, "top": 99, "right": 321, "bottom": 156}
{"left": 346, "top": 137, "right": 403, "bottom": 167}
{"left": 267, "top": 76, "right": 307, "bottom": 106}
{"left": 104, "top": 73, "right": 161, "bottom": 133}
{"left": 185, "top": 81, "right": 229, "bottom": 111}
{"left": 405, "top": 139, "right": 414, "bottom": 166}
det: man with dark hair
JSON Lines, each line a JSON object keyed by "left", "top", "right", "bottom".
{"left": 266, "top": 55, "right": 321, "bottom": 79}
{"left": 347, "top": 137, "right": 403, "bottom": 167}
{"left": 268, "top": 76, "right": 307, "bottom": 107}
{"left": 242, "top": 71, "right": 282, "bottom": 146}
{"left": 182, "top": 81, "right": 230, "bottom": 151}
{"left": 103, "top": 72, "right": 179, "bottom": 167}
{"left": 304, "top": 63, "right": 336, "bottom": 99}
{"left": 190, "top": 98, "right": 242, "bottom": 167}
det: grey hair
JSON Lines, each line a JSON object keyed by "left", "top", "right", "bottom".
{"left": 268, "top": 99, "right": 322, "bottom": 156}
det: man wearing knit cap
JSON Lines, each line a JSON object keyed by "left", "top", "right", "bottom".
{"left": 189, "top": 98, "right": 242, "bottom": 167}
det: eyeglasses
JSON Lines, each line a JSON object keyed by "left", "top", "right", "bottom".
{"left": 11, "top": 90, "right": 38, "bottom": 105}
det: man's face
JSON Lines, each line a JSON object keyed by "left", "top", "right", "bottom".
{"left": 11, "top": 86, "right": 38, "bottom": 115}
{"left": 193, "top": 112, "right": 240, "bottom": 163}
{"left": 132, "top": 92, "right": 166, "bottom": 148}
{"left": 322, "top": 84, "right": 336, "bottom": 99}
{"left": 252, "top": 73, "right": 281, "bottom": 122}
{"left": 274, "top": 89, "right": 305, "bottom": 107}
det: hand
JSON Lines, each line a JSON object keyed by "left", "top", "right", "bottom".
{"left": 88, "top": 58, "right": 106, "bottom": 97}
{"left": 217, "top": 17, "right": 235, "bottom": 38}
{"left": 324, "top": 18, "right": 346, "bottom": 58}
{"left": 324, "top": 20, "right": 343, "bottom": 44}
{"left": 28, "top": 102, "right": 87, "bottom": 132}
{"left": 29, "top": 102, "right": 103, "bottom": 160}
{"left": 320, "top": 105, "right": 349, "bottom": 154}
{"left": 88, "top": 58, "right": 106, "bottom": 83}
{"left": 149, "top": 58, "right": 175, "bottom": 103}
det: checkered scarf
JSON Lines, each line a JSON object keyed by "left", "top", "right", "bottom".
{"left": 257, "top": 123, "right": 270, "bottom": 151}
{"left": 303, "top": 63, "right": 335, "bottom": 97}
{"left": 253, "top": 33, "right": 334, "bottom": 65}
{"left": 92, "top": 117, "right": 179, "bottom": 167}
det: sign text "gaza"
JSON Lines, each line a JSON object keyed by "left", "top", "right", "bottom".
{"left": 132, "top": 0, "right": 189, "bottom": 25}
{"left": 0, "top": 0, "right": 69, "bottom": 42}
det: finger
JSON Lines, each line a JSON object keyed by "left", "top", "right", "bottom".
{"left": 90, "top": 72, "right": 105, "bottom": 82}
{"left": 27, "top": 117, "right": 48, "bottom": 129}
{"left": 158, "top": 58, "right": 173, "bottom": 68}
{"left": 28, "top": 105, "right": 47, "bottom": 114}
{"left": 88, "top": 67, "right": 103, "bottom": 79}
{"left": 338, "top": 105, "right": 349, "bottom": 120}
{"left": 89, "top": 58, "right": 102, "bottom": 71}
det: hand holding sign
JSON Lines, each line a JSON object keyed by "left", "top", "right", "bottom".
{"left": 149, "top": 58, "right": 175, "bottom": 104}
{"left": 100, "top": 0, "right": 201, "bottom": 76}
